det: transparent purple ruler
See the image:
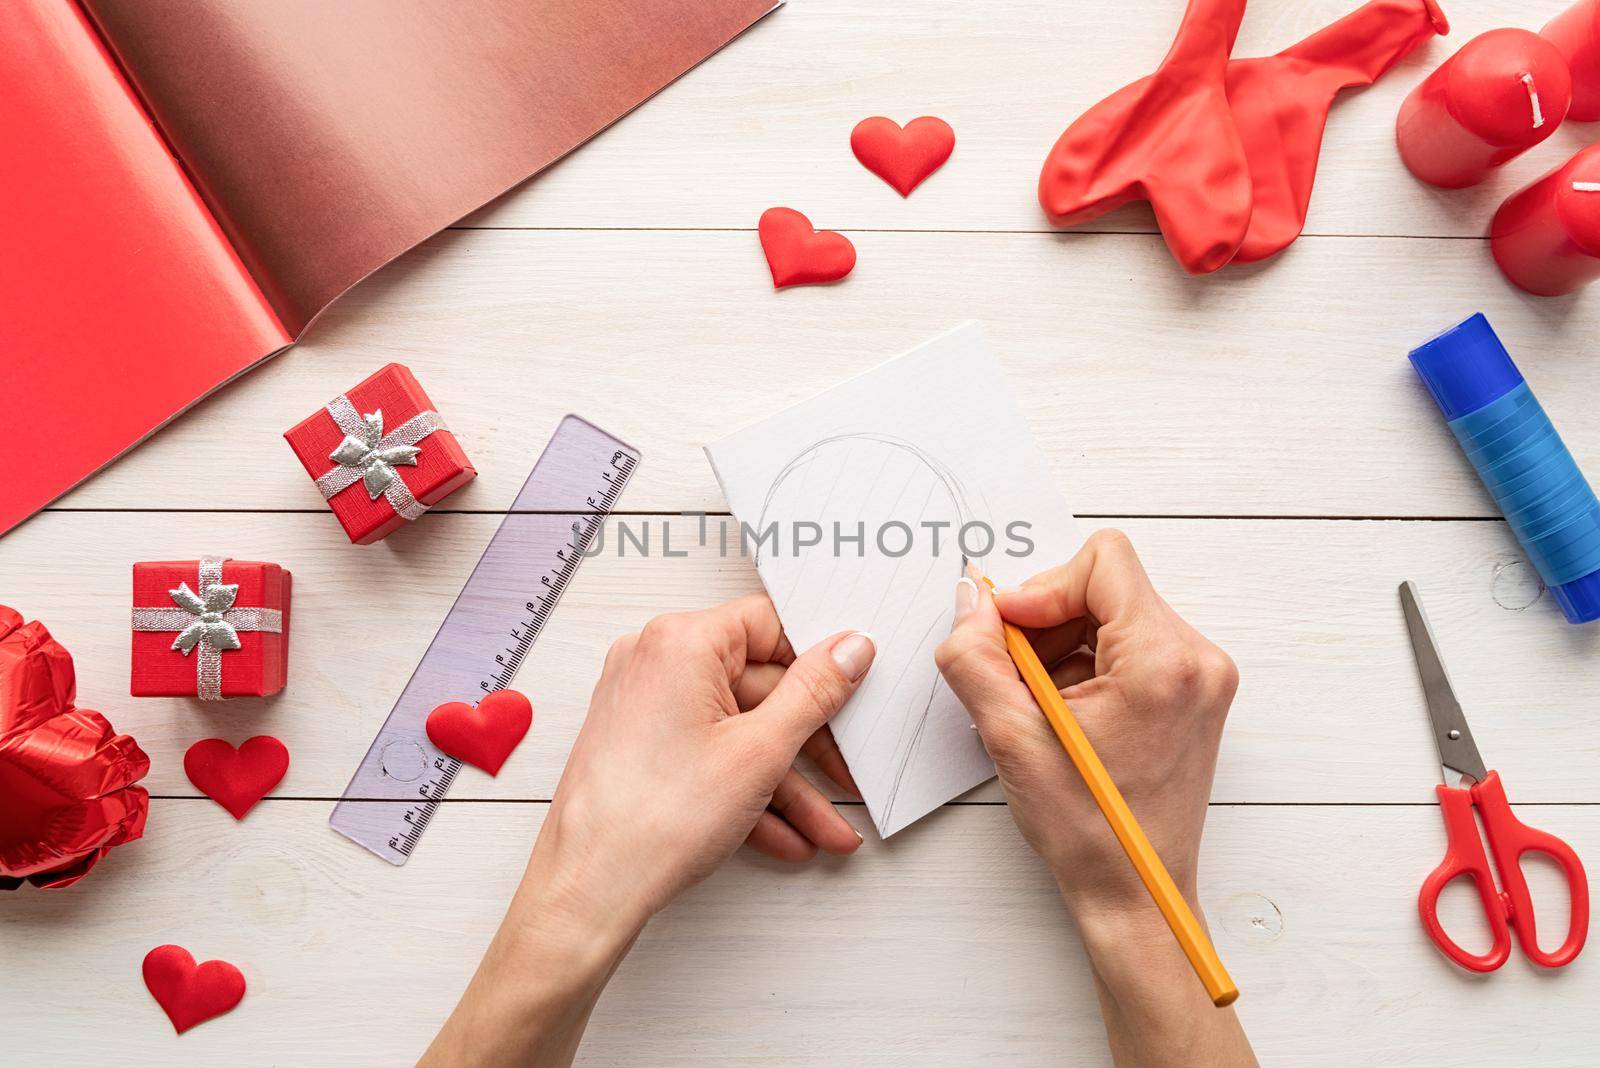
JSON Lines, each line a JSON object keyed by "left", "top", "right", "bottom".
{"left": 331, "top": 415, "right": 638, "bottom": 865}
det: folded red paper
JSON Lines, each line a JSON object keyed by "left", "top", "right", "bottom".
{"left": 1, "top": 0, "right": 779, "bottom": 539}
{"left": 131, "top": 558, "right": 291, "bottom": 700}
{"left": 1, "top": 605, "right": 150, "bottom": 889}
{"left": 284, "top": 364, "right": 476, "bottom": 544}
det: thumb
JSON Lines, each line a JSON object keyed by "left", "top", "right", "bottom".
{"left": 752, "top": 630, "right": 876, "bottom": 750}
{"left": 935, "top": 572, "right": 1037, "bottom": 740}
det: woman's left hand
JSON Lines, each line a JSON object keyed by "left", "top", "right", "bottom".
{"left": 421, "top": 594, "right": 876, "bottom": 1068}
{"left": 536, "top": 594, "right": 876, "bottom": 932}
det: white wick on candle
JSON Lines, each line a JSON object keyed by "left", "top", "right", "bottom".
{"left": 1521, "top": 73, "right": 1546, "bottom": 129}
{"left": 1575, "top": 182, "right": 1600, "bottom": 193}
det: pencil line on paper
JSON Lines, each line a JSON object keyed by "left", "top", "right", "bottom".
{"left": 880, "top": 610, "right": 955, "bottom": 833}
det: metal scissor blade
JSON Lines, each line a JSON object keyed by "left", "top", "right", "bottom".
{"left": 1399, "top": 582, "right": 1488, "bottom": 787}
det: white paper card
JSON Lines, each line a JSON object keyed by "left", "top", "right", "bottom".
{"left": 705, "top": 323, "right": 1080, "bottom": 836}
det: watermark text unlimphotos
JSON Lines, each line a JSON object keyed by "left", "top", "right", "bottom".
{"left": 578, "top": 513, "right": 1036, "bottom": 560}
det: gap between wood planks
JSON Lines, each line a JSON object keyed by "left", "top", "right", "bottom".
{"left": 146, "top": 797, "right": 1600, "bottom": 807}
{"left": 38, "top": 508, "right": 1507, "bottom": 522}
{"left": 444, "top": 226, "right": 1495, "bottom": 241}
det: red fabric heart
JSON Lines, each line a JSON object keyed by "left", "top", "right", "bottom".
{"left": 183, "top": 736, "right": 288, "bottom": 820}
{"left": 425, "top": 689, "right": 532, "bottom": 776}
{"left": 758, "top": 207, "right": 856, "bottom": 289}
{"left": 851, "top": 116, "right": 955, "bottom": 196}
{"left": 143, "top": 945, "right": 246, "bottom": 1033}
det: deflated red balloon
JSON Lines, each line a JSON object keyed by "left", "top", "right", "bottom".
{"left": 1230, "top": 0, "right": 1449, "bottom": 263}
{"left": 1040, "top": 0, "right": 1449, "bottom": 272}
{"left": 1039, "top": 0, "right": 1252, "bottom": 275}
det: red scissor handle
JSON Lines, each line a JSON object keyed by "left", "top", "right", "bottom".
{"left": 1420, "top": 781, "right": 1511, "bottom": 972}
{"left": 1418, "top": 771, "right": 1589, "bottom": 972}
{"left": 1473, "top": 771, "right": 1589, "bottom": 969}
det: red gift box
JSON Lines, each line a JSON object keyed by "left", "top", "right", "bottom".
{"left": 131, "top": 558, "right": 291, "bottom": 700}
{"left": 284, "top": 363, "right": 475, "bottom": 544}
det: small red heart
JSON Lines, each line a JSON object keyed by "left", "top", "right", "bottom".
{"left": 184, "top": 736, "right": 289, "bottom": 820}
{"left": 850, "top": 116, "right": 955, "bottom": 197}
{"left": 758, "top": 207, "right": 856, "bottom": 289}
{"left": 426, "top": 689, "right": 532, "bottom": 776}
{"left": 143, "top": 945, "right": 246, "bottom": 1033}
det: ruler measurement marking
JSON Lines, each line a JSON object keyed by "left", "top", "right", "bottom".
{"left": 332, "top": 422, "right": 638, "bottom": 865}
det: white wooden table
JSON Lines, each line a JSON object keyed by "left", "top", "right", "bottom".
{"left": 5, "top": 1, "right": 1600, "bottom": 1062}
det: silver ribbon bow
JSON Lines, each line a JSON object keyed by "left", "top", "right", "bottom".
{"left": 314, "top": 395, "right": 445, "bottom": 522}
{"left": 131, "top": 556, "right": 283, "bottom": 701}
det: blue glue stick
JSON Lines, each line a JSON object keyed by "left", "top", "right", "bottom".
{"left": 1409, "top": 313, "right": 1600, "bottom": 624}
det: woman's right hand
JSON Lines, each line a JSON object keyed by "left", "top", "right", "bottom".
{"left": 934, "top": 529, "right": 1239, "bottom": 917}
{"left": 936, "top": 530, "right": 1256, "bottom": 1066}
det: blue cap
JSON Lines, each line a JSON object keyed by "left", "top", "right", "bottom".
{"left": 1553, "top": 570, "right": 1600, "bottom": 624}
{"left": 1408, "top": 313, "right": 1525, "bottom": 421}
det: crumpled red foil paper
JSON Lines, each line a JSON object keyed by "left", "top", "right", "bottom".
{"left": 0, "top": 605, "right": 149, "bottom": 889}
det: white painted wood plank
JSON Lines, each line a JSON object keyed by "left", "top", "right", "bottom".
{"left": 461, "top": 0, "right": 1598, "bottom": 240}
{"left": 38, "top": 230, "right": 1600, "bottom": 519}
{"left": 2, "top": 802, "right": 1595, "bottom": 1065}
{"left": 4, "top": 512, "right": 1596, "bottom": 804}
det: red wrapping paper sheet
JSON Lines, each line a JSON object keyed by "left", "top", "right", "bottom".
{"left": 0, "top": 606, "right": 150, "bottom": 889}
{"left": 1, "top": 0, "right": 779, "bottom": 538}
{"left": 283, "top": 364, "right": 476, "bottom": 544}
{"left": 0, "top": 0, "right": 291, "bottom": 538}
{"left": 130, "top": 561, "right": 291, "bottom": 698}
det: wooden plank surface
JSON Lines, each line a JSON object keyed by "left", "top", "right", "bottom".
{"left": 7, "top": 0, "right": 1600, "bottom": 1063}
{"left": 461, "top": 0, "right": 1600, "bottom": 238}
{"left": 2, "top": 512, "right": 1596, "bottom": 804}
{"left": 3, "top": 803, "right": 1596, "bottom": 1066}
{"left": 40, "top": 230, "right": 1600, "bottom": 520}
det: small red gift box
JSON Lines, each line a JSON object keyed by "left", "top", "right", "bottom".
{"left": 131, "top": 558, "right": 291, "bottom": 700}
{"left": 284, "top": 363, "right": 475, "bottom": 544}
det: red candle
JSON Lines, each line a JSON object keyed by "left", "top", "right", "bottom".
{"left": 1543, "top": 0, "right": 1600, "bottom": 122}
{"left": 1397, "top": 29, "right": 1572, "bottom": 188}
{"left": 1491, "top": 142, "right": 1600, "bottom": 296}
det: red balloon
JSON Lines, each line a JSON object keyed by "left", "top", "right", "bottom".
{"left": 1040, "top": 0, "right": 1447, "bottom": 272}
{"left": 1231, "top": 0, "right": 1449, "bottom": 262}
{"left": 0, "top": 606, "right": 149, "bottom": 890}
{"left": 1039, "top": 0, "right": 1252, "bottom": 275}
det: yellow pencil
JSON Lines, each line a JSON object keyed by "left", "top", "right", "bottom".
{"left": 983, "top": 577, "right": 1239, "bottom": 1008}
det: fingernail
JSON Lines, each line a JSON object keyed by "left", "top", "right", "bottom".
{"left": 955, "top": 577, "right": 979, "bottom": 620}
{"left": 854, "top": 826, "right": 865, "bottom": 844}
{"left": 832, "top": 631, "right": 876, "bottom": 681}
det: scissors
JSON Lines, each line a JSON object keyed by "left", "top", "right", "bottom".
{"left": 1399, "top": 581, "right": 1589, "bottom": 973}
